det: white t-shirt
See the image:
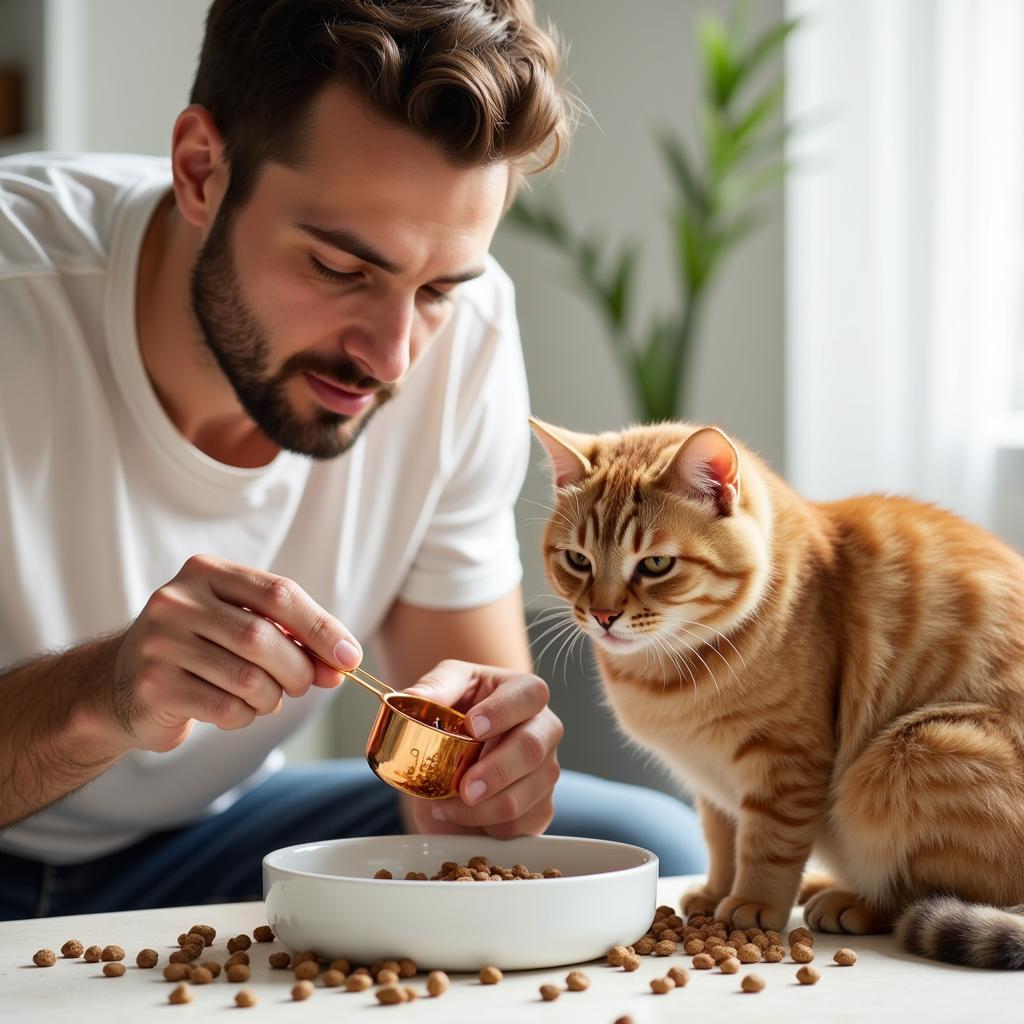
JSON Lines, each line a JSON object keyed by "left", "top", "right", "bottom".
{"left": 0, "top": 153, "right": 530, "bottom": 864}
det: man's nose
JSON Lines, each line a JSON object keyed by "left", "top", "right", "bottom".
{"left": 591, "top": 609, "right": 622, "bottom": 630}
{"left": 345, "top": 303, "right": 414, "bottom": 384}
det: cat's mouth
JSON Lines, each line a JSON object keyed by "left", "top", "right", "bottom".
{"left": 592, "top": 629, "right": 641, "bottom": 650}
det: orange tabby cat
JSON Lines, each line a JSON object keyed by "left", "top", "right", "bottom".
{"left": 530, "top": 415, "right": 1024, "bottom": 968}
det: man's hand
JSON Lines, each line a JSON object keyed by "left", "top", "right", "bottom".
{"left": 400, "top": 660, "right": 563, "bottom": 838}
{"left": 105, "top": 554, "right": 361, "bottom": 753}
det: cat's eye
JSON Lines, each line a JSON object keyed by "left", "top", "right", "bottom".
{"left": 565, "top": 550, "right": 591, "bottom": 571}
{"left": 638, "top": 555, "right": 675, "bottom": 578}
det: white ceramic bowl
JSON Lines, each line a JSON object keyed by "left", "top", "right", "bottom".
{"left": 263, "top": 834, "right": 658, "bottom": 971}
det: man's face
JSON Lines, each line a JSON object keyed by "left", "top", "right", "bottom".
{"left": 189, "top": 84, "right": 508, "bottom": 459}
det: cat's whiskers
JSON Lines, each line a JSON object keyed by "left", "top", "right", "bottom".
{"left": 673, "top": 625, "right": 741, "bottom": 684}
{"left": 529, "top": 614, "right": 579, "bottom": 650}
{"left": 652, "top": 631, "right": 697, "bottom": 694}
{"left": 519, "top": 496, "right": 576, "bottom": 531}
{"left": 674, "top": 616, "right": 747, "bottom": 670}
{"left": 665, "top": 632, "right": 721, "bottom": 696}
{"left": 534, "top": 618, "right": 584, "bottom": 669}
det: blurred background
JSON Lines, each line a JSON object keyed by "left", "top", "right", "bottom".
{"left": 2, "top": 0, "right": 1022, "bottom": 798}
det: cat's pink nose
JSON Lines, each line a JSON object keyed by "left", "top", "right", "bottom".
{"left": 592, "top": 609, "right": 622, "bottom": 630}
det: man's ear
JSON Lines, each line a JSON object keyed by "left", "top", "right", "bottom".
{"left": 529, "top": 416, "right": 593, "bottom": 488}
{"left": 658, "top": 426, "right": 741, "bottom": 515}
{"left": 170, "top": 104, "right": 230, "bottom": 231}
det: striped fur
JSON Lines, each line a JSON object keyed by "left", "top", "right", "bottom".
{"left": 531, "top": 419, "right": 1024, "bottom": 967}
{"left": 896, "top": 897, "right": 1024, "bottom": 969}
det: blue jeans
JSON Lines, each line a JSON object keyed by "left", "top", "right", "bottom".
{"left": 0, "top": 762, "right": 707, "bottom": 920}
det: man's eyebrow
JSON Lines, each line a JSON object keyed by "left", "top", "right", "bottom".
{"left": 295, "top": 222, "right": 485, "bottom": 284}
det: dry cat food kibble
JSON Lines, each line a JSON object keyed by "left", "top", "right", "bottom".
{"left": 136, "top": 948, "right": 158, "bottom": 968}
{"left": 650, "top": 976, "right": 675, "bottom": 994}
{"left": 796, "top": 965, "right": 822, "bottom": 985}
{"left": 346, "top": 974, "right": 373, "bottom": 992}
{"left": 621, "top": 953, "right": 642, "bottom": 972}
{"left": 737, "top": 942, "right": 762, "bottom": 963}
{"left": 480, "top": 965, "right": 503, "bottom": 985}
{"left": 398, "top": 958, "right": 417, "bottom": 978}
{"left": 667, "top": 966, "right": 690, "bottom": 987}
{"left": 32, "top": 949, "right": 57, "bottom": 967}
{"left": 741, "top": 973, "right": 766, "bottom": 993}
{"left": 322, "top": 969, "right": 345, "bottom": 987}
{"left": 331, "top": 957, "right": 352, "bottom": 974}
{"left": 60, "top": 940, "right": 84, "bottom": 959}
{"left": 293, "top": 960, "right": 319, "bottom": 980}
{"left": 791, "top": 942, "right": 815, "bottom": 963}
{"left": 163, "top": 964, "right": 189, "bottom": 982}
{"left": 719, "top": 957, "right": 741, "bottom": 975}
{"left": 539, "top": 983, "right": 562, "bottom": 1001}
{"left": 103, "top": 962, "right": 126, "bottom": 978}
{"left": 692, "top": 953, "right": 715, "bottom": 970}
{"left": 765, "top": 944, "right": 786, "bottom": 962}
{"left": 426, "top": 970, "right": 449, "bottom": 997}
{"left": 226, "top": 964, "right": 251, "bottom": 983}
{"left": 788, "top": 927, "right": 814, "bottom": 947}
{"left": 653, "top": 939, "right": 677, "bottom": 956}
{"left": 252, "top": 925, "right": 274, "bottom": 942}
{"left": 201, "top": 960, "right": 221, "bottom": 978}
{"left": 607, "top": 945, "right": 630, "bottom": 967}
{"left": 292, "top": 950, "right": 318, "bottom": 967}
{"left": 566, "top": 970, "right": 590, "bottom": 991}
{"left": 225, "top": 951, "right": 250, "bottom": 967}
{"left": 834, "top": 947, "right": 858, "bottom": 966}
{"left": 168, "top": 983, "right": 192, "bottom": 1005}
{"left": 292, "top": 980, "right": 315, "bottom": 1001}
{"left": 187, "top": 965, "right": 213, "bottom": 985}
{"left": 227, "top": 933, "right": 252, "bottom": 953}
{"left": 376, "top": 984, "right": 407, "bottom": 1005}
{"left": 235, "top": 989, "right": 258, "bottom": 1008}
{"left": 101, "top": 945, "right": 125, "bottom": 962}
{"left": 269, "top": 951, "right": 291, "bottom": 969}
{"left": 83, "top": 945, "right": 102, "bottom": 963}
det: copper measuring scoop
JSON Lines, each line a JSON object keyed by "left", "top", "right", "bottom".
{"left": 332, "top": 661, "right": 484, "bottom": 801}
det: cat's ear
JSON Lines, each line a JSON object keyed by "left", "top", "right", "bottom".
{"left": 529, "top": 416, "right": 593, "bottom": 488}
{"left": 660, "top": 426, "right": 741, "bottom": 515}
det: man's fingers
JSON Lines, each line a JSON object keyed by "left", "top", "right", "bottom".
{"left": 138, "top": 665, "right": 257, "bottom": 733}
{"left": 187, "top": 556, "right": 362, "bottom": 671}
{"left": 404, "top": 659, "right": 484, "bottom": 710}
{"left": 459, "top": 673, "right": 550, "bottom": 740}
{"left": 435, "top": 754, "right": 559, "bottom": 828}
{"left": 483, "top": 796, "right": 556, "bottom": 840}
{"left": 172, "top": 636, "right": 284, "bottom": 715}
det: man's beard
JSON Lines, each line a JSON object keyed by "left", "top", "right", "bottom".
{"left": 189, "top": 204, "right": 396, "bottom": 459}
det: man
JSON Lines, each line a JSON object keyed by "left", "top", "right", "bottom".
{"left": 0, "top": 0, "right": 704, "bottom": 919}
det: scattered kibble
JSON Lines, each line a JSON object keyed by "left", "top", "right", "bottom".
{"left": 377, "top": 968, "right": 399, "bottom": 985}
{"left": 650, "top": 976, "right": 676, "bottom": 994}
{"left": 834, "top": 947, "right": 858, "bottom": 966}
{"left": 789, "top": 927, "right": 814, "bottom": 946}
{"left": 566, "top": 969, "right": 590, "bottom": 991}
{"left": 201, "top": 960, "right": 221, "bottom": 978}
{"left": 101, "top": 945, "right": 125, "bottom": 962}
{"left": 135, "top": 948, "right": 158, "bottom": 969}
{"left": 346, "top": 974, "right": 373, "bottom": 992}
{"left": 292, "top": 950, "right": 318, "bottom": 967}
{"left": 292, "top": 980, "right": 315, "bottom": 1001}
{"left": 398, "top": 958, "right": 417, "bottom": 978}
{"left": 653, "top": 939, "right": 677, "bottom": 956}
{"left": 374, "top": 868, "right": 393, "bottom": 879}
{"left": 187, "top": 965, "right": 213, "bottom": 985}
{"left": 797, "top": 965, "right": 822, "bottom": 985}
{"left": 61, "top": 940, "right": 84, "bottom": 959}
{"left": 103, "top": 962, "right": 126, "bottom": 977}
{"left": 253, "top": 925, "right": 274, "bottom": 942}
{"left": 765, "top": 944, "right": 786, "bottom": 962}
{"left": 667, "top": 966, "right": 690, "bottom": 987}
{"left": 426, "top": 970, "right": 449, "bottom": 997}
{"left": 226, "top": 951, "right": 250, "bottom": 967}
{"left": 168, "top": 982, "right": 192, "bottom": 1004}
{"left": 792, "top": 942, "right": 815, "bottom": 963}
{"left": 480, "top": 965, "right": 503, "bottom": 985}
{"left": 692, "top": 953, "right": 715, "bottom": 970}
{"left": 376, "top": 984, "right": 406, "bottom": 1005}
{"left": 32, "top": 949, "right": 57, "bottom": 967}
{"left": 539, "top": 983, "right": 561, "bottom": 1001}
{"left": 621, "top": 953, "right": 642, "bottom": 972}
{"left": 614, "top": 1018, "right": 636, "bottom": 1024}
{"left": 269, "top": 951, "right": 291, "bottom": 969}
{"left": 738, "top": 942, "right": 762, "bottom": 963}
{"left": 330, "top": 957, "right": 352, "bottom": 974}
{"left": 235, "top": 989, "right": 258, "bottom": 1007}
{"left": 83, "top": 945, "right": 102, "bottom": 963}
{"left": 741, "top": 973, "right": 766, "bottom": 993}
{"left": 227, "top": 933, "right": 252, "bottom": 953}
{"left": 226, "top": 964, "right": 250, "bottom": 983}
{"left": 633, "top": 937, "right": 656, "bottom": 956}
{"left": 607, "top": 945, "right": 629, "bottom": 967}
{"left": 163, "top": 963, "right": 188, "bottom": 982}
{"left": 323, "top": 968, "right": 345, "bottom": 987}
{"left": 293, "top": 960, "right": 319, "bottom": 981}
{"left": 719, "top": 957, "right": 741, "bottom": 975}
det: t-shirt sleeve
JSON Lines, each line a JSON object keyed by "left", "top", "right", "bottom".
{"left": 398, "top": 273, "right": 530, "bottom": 611}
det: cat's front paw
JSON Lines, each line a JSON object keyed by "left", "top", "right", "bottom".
{"left": 715, "top": 894, "right": 791, "bottom": 931}
{"left": 804, "top": 889, "right": 893, "bottom": 934}
{"left": 682, "top": 884, "right": 726, "bottom": 919}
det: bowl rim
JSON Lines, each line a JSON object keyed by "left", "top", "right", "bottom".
{"left": 263, "top": 833, "right": 659, "bottom": 886}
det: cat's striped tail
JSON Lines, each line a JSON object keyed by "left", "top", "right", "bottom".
{"left": 896, "top": 896, "right": 1024, "bottom": 969}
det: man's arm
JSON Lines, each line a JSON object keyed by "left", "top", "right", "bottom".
{"left": 376, "top": 587, "right": 564, "bottom": 837}
{"left": 0, "top": 637, "right": 129, "bottom": 830}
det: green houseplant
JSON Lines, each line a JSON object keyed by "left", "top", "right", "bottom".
{"left": 506, "top": 7, "right": 801, "bottom": 422}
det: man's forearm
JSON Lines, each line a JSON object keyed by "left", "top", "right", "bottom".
{"left": 0, "top": 636, "right": 127, "bottom": 831}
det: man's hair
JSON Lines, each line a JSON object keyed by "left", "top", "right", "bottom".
{"left": 190, "top": 0, "right": 574, "bottom": 204}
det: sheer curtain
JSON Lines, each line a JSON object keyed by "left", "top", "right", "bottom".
{"left": 785, "top": 0, "right": 1024, "bottom": 527}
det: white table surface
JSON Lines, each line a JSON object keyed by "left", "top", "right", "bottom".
{"left": 1, "top": 874, "right": 1012, "bottom": 1023}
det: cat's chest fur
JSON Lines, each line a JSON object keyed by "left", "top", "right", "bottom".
{"left": 600, "top": 674, "right": 744, "bottom": 814}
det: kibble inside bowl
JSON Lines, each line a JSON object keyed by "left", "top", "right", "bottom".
{"left": 263, "top": 835, "right": 657, "bottom": 971}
